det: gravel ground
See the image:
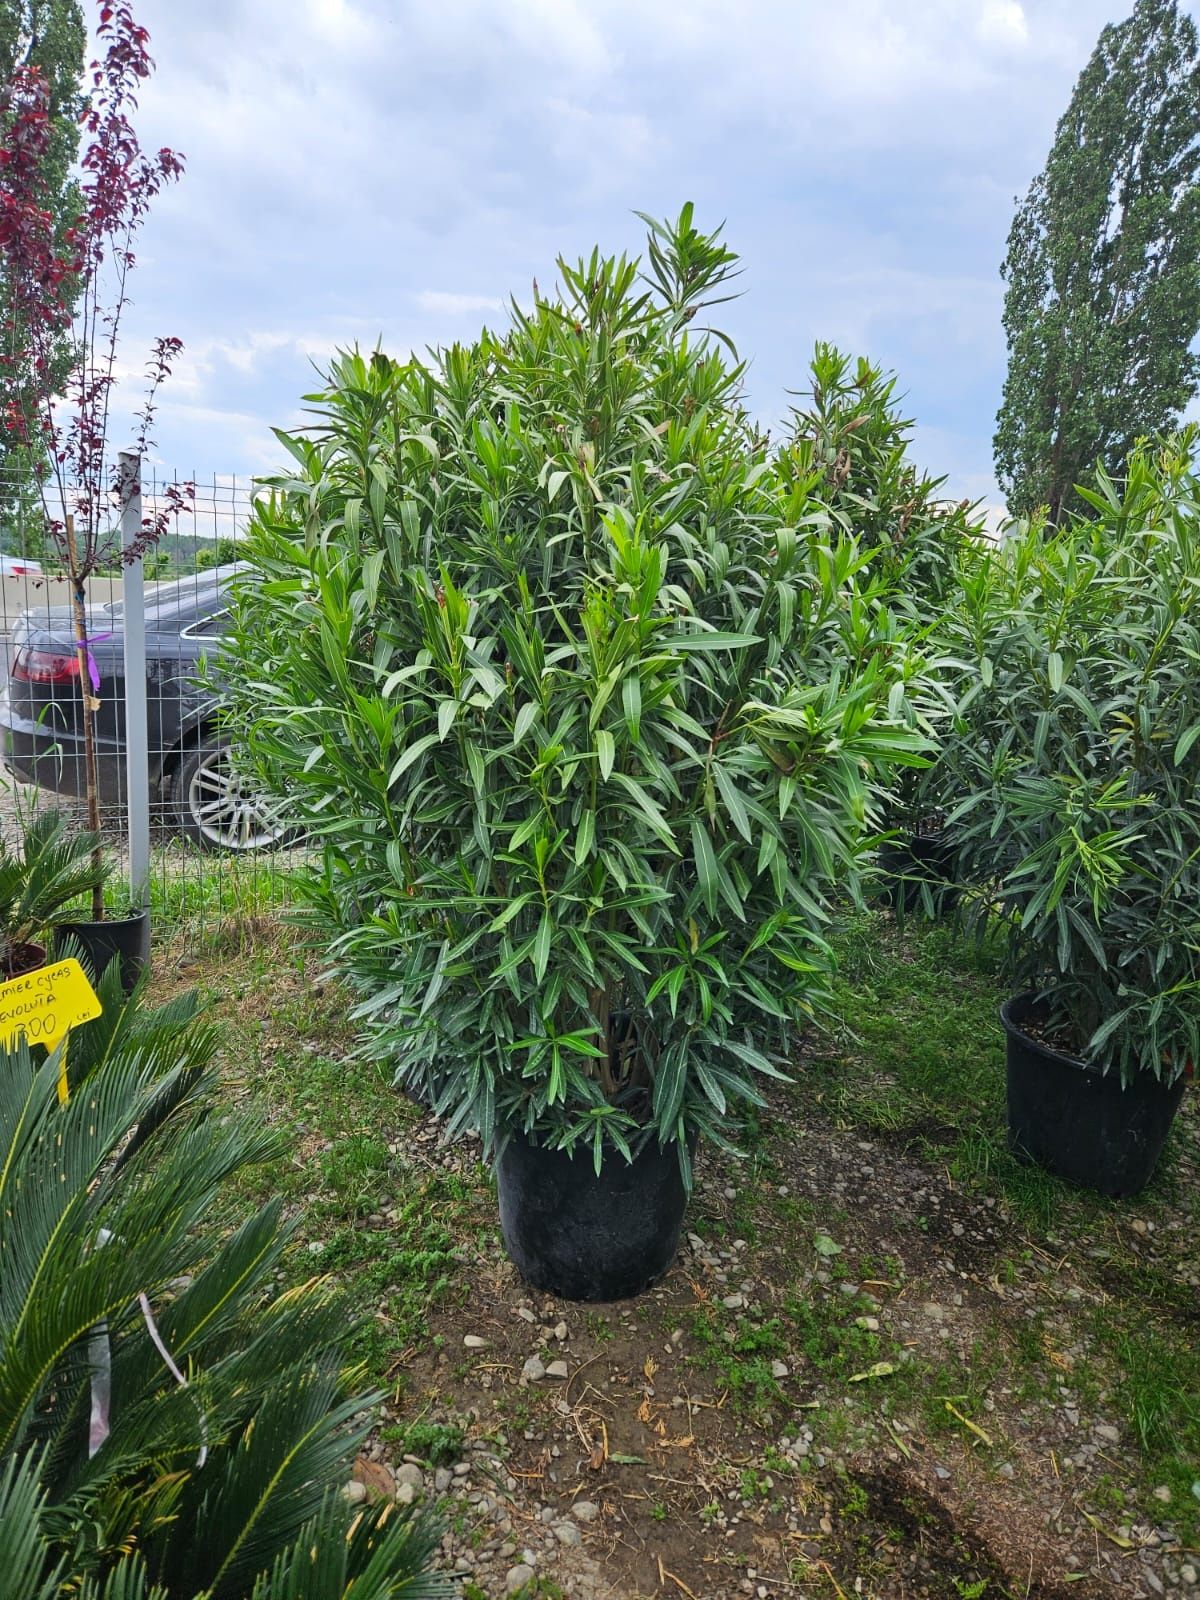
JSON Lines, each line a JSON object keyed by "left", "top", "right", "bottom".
{"left": 334, "top": 1093, "right": 1199, "bottom": 1600}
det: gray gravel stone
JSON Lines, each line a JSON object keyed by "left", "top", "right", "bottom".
{"left": 506, "top": 1565, "right": 536, "bottom": 1595}
{"left": 522, "top": 1356, "right": 547, "bottom": 1382}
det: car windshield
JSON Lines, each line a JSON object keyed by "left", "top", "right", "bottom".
{"left": 104, "top": 563, "right": 251, "bottom": 622}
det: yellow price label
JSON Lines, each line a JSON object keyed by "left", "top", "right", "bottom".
{"left": 0, "top": 957, "right": 102, "bottom": 1103}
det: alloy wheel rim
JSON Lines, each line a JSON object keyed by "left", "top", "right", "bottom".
{"left": 186, "top": 747, "right": 286, "bottom": 850}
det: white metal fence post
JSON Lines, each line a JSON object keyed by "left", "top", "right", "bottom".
{"left": 119, "top": 451, "right": 151, "bottom": 910}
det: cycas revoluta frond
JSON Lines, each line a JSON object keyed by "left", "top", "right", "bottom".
{"left": 0, "top": 982, "right": 449, "bottom": 1598}
{"left": 0, "top": 811, "right": 109, "bottom": 965}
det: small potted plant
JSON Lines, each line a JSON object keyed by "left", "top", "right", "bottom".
{"left": 0, "top": 809, "right": 109, "bottom": 978}
{"left": 943, "top": 437, "right": 1198, "bottom": 1196}
{"left": 0, "top": 2, "right": 192, "bottom": 991}
{"left": 223, "top": 209, "right": 930, "bottom": 1300}
{"left": 875, "top": 784, "right": 961, "bottom": 919}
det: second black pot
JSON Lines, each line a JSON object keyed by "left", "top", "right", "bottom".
{"left": 1001, "top": 993, "right": 1186, "bottom": 1198}
{"left": 496, "top": 1128, "right": 692, "bottom": 1302}
{"left": 878, "top": 832, "right": 959, "bottom": 916}
{"left": 55, "top": 908, "right": 151, "bottom": 996}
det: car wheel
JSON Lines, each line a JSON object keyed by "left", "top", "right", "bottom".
{"left": 173, "top": 735, "right": 290, "bottom": 852}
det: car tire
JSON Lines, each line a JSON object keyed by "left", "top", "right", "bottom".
{"left": 172, "top": 734, "right": 290, "bottom": 852}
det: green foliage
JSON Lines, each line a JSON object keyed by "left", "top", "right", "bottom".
{"left": 938, "top": 432, "right": 1200, "bottom": 1081}
{"left": 391, "top": 1421, "right": 464, "bottom": 1469}
{"left": 195, "top": 536, "right": 239, "bottom": 572}
{"left": 779, "top": 346, "right": 979, "bottom": 850}
{"left": 0, "top": 809, "right": 110, "bottom": 971}
{"left": 223, "top": 207, "right": 931, "bottom": 1175}
{"left": 995, "top": 0, "right": 1200, "bottom": 520}
{"left": 781, "top": 343, "right": 981, "bottom": 602}
{"left": 0, "top": 972, "right": 449, "bottom": 1599}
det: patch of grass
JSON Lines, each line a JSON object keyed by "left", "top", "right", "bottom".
{"left": 805, "top": 913, "right": 1006, "bottom": 1139}
{"left": 918, "top": 1343, "right": 1006, "bottom": 1443}
{"left": 738, "top": 1466, "right": 773, "bottom": 1501}
{"left": 1089, "top": 1307, "right": 1200, "bottom": 1543}
{"left": 584, "top": 1311, "right": 614, "bottom": 1342}
{"left": 314, "top": 1176, "right": 470, "bottom": 1364}
{"left": 685, "top": 1307, "right": 785, "bottom": 1418}
{"left": 149, "top": 852, "right": 302, "bottom": 943}
{"left": 837, "top": 1469, "right": 870, "bottom": 1519}
{"left": 158, "top": 937, "right": 487, "bottom": 1388}
{"left": 381, "top": 1419, "right": 466, "bottom": 1467}
{"left": 783, "top": 1291, "right": 887, "bottom": 1377}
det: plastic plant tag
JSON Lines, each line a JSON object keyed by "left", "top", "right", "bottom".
{"left": 0, "top": 957, "right": 102, "bottom": 1102}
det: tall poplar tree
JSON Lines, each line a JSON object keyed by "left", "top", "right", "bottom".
{"left": 0, "top": 0, "right": 84, "bottom": 549}
{"left": 994, "top": 0, "right": 1200, "bottom": 522}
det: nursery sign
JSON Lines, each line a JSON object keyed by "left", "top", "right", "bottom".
{"left": 0, "top": 959, "right": 102, "bottom": 1100}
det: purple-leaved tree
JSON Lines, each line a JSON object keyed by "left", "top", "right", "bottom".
{"left": 0, "top": 0, "right": 191, "bottom": 918}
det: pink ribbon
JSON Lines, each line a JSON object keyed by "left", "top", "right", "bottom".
{"left": 82, "top": 631, "right": 112, "bottom": 693}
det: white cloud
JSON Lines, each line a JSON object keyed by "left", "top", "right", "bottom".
{"left": 978, "top": 1, "right": 1030, "bottom": 48}
{"left": 113, "top": 0, "right": 1131, "bottom": 497}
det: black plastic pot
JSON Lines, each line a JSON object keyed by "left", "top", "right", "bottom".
{"left": 55, "top": 908, "right": 151, "bottom": 996}
{"left": 496, "top": 1128, "right": 693, "bottom": 1302}
{"left": 2, "top": 941, "right": 47, "bottom": 979}
{"left": 878, "top": 832, "right": 959, "bottom": 916}
{"left": 1001, "top": 993, "right": 1187, "bottom": 1198}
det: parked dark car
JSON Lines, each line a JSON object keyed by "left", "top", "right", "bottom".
{"left": 0, "top": 565, "right": 285, "bottom": 851}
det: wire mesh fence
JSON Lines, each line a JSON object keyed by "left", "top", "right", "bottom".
{"left": 0, "top": 459, "right": 307, "bottom": 942}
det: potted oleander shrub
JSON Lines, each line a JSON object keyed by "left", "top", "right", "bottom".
{"left": 942, "top": 436, "right": 1199, "bottom": 1196}
{"left": 0, "top": 809, "right": 110, "bottom": 977}
{"left": 0, "top": 965, "right": 450, "bottom": 1598}
{"left": 876, "top": 790, "right": 960, "bottom": 919}
{"left": 776, "top": 345, "right": 981, "bottom": 917}
{"left": 223, "top": 208, "right": 930, "bottom": 1300}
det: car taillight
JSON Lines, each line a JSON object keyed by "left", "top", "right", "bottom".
{"left": 12, "top": 646, "right": 80, "bottom": 684}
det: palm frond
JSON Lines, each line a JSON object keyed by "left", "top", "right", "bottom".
{"left": 0, "top": 811, "right": 109, "bottom": 952}
{"left": 0, "top": 1451, "right": 64, "bottom": 1600}
{"left": 0, "top": 979, "right": 448, "bottom": 1598}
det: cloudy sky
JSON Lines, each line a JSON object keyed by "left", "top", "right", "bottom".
{"left": 113, "top": 0, "right": 1163, "bottom": 512}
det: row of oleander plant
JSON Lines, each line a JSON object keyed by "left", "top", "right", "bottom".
{"left": 221, "top": 208, "right": 1195, "bottom": 1301}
